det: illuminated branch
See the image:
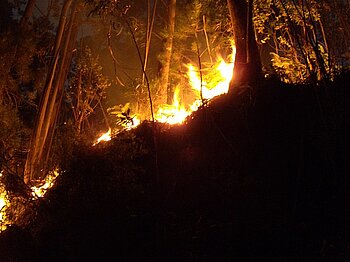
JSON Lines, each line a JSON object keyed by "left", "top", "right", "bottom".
{"left": 194, "top": 27, "right": 204, "bottom": 104}
{"left": 117, "top": 5, "right": 154, "bottom": 122}
{"left": 203, "top": 15, "right": 213, "bottom": 65}
{"left": 107, "top": 22, "right": 125, "bottom": 86}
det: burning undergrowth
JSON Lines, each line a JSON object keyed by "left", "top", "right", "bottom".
{"left": 0, "top": 168, "right": 62, "bottom": 232}
{"left": 93, "top": 45, "right": 236, "bottom": 146}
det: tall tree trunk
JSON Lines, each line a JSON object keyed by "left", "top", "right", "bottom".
{"left": 159, "top": 0, "right": 176, "bottom": 105}
{"left": 20, "top": 0, "right": 36, "bottom": 28}
{"left": 40, "top": 0, "right": 80, "bottom": 175}
{"left": 227, "top": 0, "right": 261, "bottom": 89}
{"left": 24, "top": 0, "right": 78, "bottom": 183}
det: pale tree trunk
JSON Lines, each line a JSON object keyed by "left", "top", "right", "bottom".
{"left": 227, "top": 0, "right": 261, "bottom": 89}
{"left": 24, "top": 0, "right": 79, "bottom": 183}
{"left": 20, "top": 0, "right": 36, "bottom": 28}
{"left": 159, "top": 0, "right": 176, "bottom": 105}
{"left": 41, "top": 0, "right": 80, "bottom": 174}
{"left": 143, "top": 0, "right": 158, "bottom": 84}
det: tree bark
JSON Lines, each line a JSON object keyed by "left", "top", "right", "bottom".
{"left": 159, "top": 0, "right": 176, "bottom": 105}
{"left": 39, "top": 0, "right": 79, "bottom": 170}
{"left": 227, "top": 0, "right": 262, "bottom": 89}
{"left": 24, "top": 0, "right": 78, "bottom": 183}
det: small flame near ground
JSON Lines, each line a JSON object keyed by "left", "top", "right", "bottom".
{"left": 0, "top": 169, "right": 61, "bottom": 232}
{"left": 93, "top": 128, "right": 112, "bottom": 146}
{"left": 155, "top": 87, "right": 189, "bottom": 125}
{"left": 31, "top": 169, "right": 60, "bottom": 198}
{"left": 0, "top": 171, "right": 9, "bottom": 231}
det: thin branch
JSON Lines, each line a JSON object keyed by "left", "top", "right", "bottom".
{"left": 194, "top": 27, "right": 204, "bottom": 104}
{"left": 118, "top": 6, "right": 154, "bottom": 122}
{"left": 107, "top": 22, "right": 125, "bottom": 87}
{"left": 202, "top": 15, "right": 213, "bottom": 64}
{"left": 142, "top": 0, "right": 158, "bottom": 84}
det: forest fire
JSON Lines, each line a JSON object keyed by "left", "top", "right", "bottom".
{"left": 187, "top": 62, "right": 233, "bottom": 100}
{"left": 0, "top": 171, "right": 8, "bottom": 231}
{"left": 0, "top": 198, "right": 8, "bottom": 232}
{"left": 0, "top": 169, "right": 61, "bottom": 232}
{"left": 154, "top": 46, "right": 235, "bottom": 125}
{"left": 0, "top": 177, "right": 8, "bottom": 231}
{"left": 31, "top": 169, "right": 60, "bottom": 198}
{"left": 93, "top": 46, "right": 235, "bottom": 145}
{"left": 93, "top": 128, "right": 112, "bottom": 146}
{"left": 155, "top": 86, "right": 189, "bottom": 124}
{"left": 126, "top": 117, "right": 141, "bottom": 130}
{"left": 1, "top": 0, "right": 349, "bottom": 259}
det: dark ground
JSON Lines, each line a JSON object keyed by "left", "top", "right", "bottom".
{"left": 1, "top": 74, "right": 350, "bottom": 261}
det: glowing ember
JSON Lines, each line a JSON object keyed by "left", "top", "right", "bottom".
{"left": 93, "top": 128, "right": 112, "bottom": 146}
{"left": 31, "top": 169, "right": 60, "bottom": 198}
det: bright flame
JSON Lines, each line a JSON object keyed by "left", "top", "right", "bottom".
{"left": 95, "top": 45, "right": 235, "bottom": 141}
{"left": 188, "top": 58, "right": 234, "bottom": 100}
{"left": 93, "top": 128, "right": 112, "bottom": 146}
{"left": 154, "top": 45, "right": 235, "bottom": 125}
{"left": 0, "top": 198, "right": 5, "bottom": 211}
{"left": 125, "top": 116, "right": 141, "bottom": 130}
{"left": 31, "top": 169, "right": 60, "bottom": 198}
{"left": 0, "top": 169, "right": 61, "bottom": 232}
{"left": 155, "top": 87, "right": 189, "bottom": 124}
{"left": 0, "top": 192, "right": 8, "bottom": 231}
{"left": 0, "top": 171, "right": 9, "bottom": 231}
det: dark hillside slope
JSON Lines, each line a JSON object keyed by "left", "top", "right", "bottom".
{"left": 1, "top": 75, "right": 350, "bottom": 261}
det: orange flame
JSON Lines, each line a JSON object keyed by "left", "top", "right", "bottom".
{"left": 93, "top": 128, "right": 112, "bottom": 146}
{"left": 0, "top": 171, "right": 8, "bottom": 231}
{"left": 155, "top": 87, "right": 189, "bottom": 124}
{"left": 154, "top": 45, "right": 235, "bottom": 125}
{"left": 94, "top": 45, "right": 235, "bottom": 142}
{"left": 1, "top": 169, "right": 61, "bottom": 232}
{"left": 126, "top": 117, "right": 141, "bottom": 130}
{"left": 31, "top": 169, "right": 60, "bottom": 198}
